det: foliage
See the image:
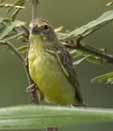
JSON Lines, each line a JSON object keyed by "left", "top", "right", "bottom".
{"left": 92, "top": 72, "right": 113, "bottom": 84}
{"left": 0, "top": 0, "right": 113, "bottom": 130}
{"left": 0, "top": 105, "right": 113, "bottom": 130}
{"left": 0, "top": 1, "right": 113, "bottom": 83}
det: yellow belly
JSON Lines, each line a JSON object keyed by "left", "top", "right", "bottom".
{"left": 28, "top": 47, "right": 76, "bottom": 105}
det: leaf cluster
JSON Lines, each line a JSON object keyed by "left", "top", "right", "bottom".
{"left": 1, "top": 1, "right": 112, "bottom": 84}
{"left": 0, "top": 1, "right": 113, "bottom": 130}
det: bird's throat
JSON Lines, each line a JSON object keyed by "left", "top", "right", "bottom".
{"left": 30, "top": 35, "right": 45, "bottom": 51}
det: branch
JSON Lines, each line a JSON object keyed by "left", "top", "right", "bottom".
{"left": 0, "top": 41, "right": 31, "bottom": 87}
{"left": 32, "top": 0, "right": 40, "bottom": 23}
{"left": 0, "top": 40, "right": 40, "bottom": 103}
{"left": 77, "top": 43, "right": 113, "bottom": 64}
{"left": 64, "top": 39, "right": 113, "bottom": 64}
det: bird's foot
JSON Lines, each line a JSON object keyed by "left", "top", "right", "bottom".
{"left": 27, "top": 83, "right": 40, "bottom": 104}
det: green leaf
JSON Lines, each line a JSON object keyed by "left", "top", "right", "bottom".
{"left": 106, "top": 1, "right": 113, "bottom": 7}
{"left": 9, "top": 0, "right": 26, "bottom": 20}
{"left": 92, "top": 72, "right": 113, "bottom": 84}
{"left": 0, "top": 3, "right": 24, "bottom": 9}
{"left": 71, "top": 50, "right": 106, "bottom": 65}
{"left": 86, "top": 55, "right": 106, "bottom": 64}
{"left": 0, "top": 17, "right": 28, "bottom": 41}
{"left": 58, "top": 10, "right": 113, "bottom": 40}
{"left": 0, "top": 105, "right": 113, "bottom": 130}
{"left": 4, "top": 32, "right": 25, "bottom": 41}
{"left": 0, "top": 20, "right": 25, "bottom": 40}
{"left": 17, "top": 45, "right": 28, "bottom": 54}
{"left": 73, "top": 56, "right": 89, "bottom": 65}
{"left": 0, "top": 0, "right": 25, "bottom": 17}
{"left": 70, "top": 50, "right": 89, "bottom": 65}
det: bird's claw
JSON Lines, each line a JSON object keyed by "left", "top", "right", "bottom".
{"left": 26, "top": 83, "right": 40, "bottom": 104}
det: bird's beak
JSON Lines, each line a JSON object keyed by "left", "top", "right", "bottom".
{"left": 31, "top": 25, "right": 41, "bottom": 35}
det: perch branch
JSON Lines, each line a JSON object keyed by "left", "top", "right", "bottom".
{"left": 0, "top": 41, "right": 31, "bottom": 82}
{"left": 47, "top": 128, "right": 58, "bottom": 131}
{"left": 64, "top": 39, "right": 113, "bottom": 64}
{"left": 0, "top": 40, "right": 40, "bottom": 103}
{"left": 32, "top": 0, "right": 40, "bottom": 23}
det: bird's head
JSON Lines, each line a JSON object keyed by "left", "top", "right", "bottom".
{"left": 29, "top": 19, "right": 57, "bottom": 46}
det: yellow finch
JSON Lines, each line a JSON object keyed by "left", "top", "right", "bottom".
{"left": 28, "top": 19, "right": 83, "bottom": 105}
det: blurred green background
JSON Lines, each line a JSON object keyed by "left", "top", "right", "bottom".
{"left": 0, "top": 0, "right": 113, "bottom": 130}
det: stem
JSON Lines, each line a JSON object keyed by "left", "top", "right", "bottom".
{"left": 78, "top": 43, "right": 113, "bottom": 63}
{"left": 64, "top": 40, "right": 113, "bottom": 64}
{"left": 0, "top": 41, "right": 40, "bottom": 103}
{"left": 32, "top": 0, "right": 39, "bottom": 23}
{"left": 47, "top": 127, "right": 58, "bottom": 131}
{"left": 0, "top": 41, "right": 31, "bottom": 87}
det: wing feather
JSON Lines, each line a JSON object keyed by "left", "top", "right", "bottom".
{"left": 56, "top": 47, "right": 83, "bottom": 104}
{"left": 46, "top": 44, "right": 83, "bottom": 105}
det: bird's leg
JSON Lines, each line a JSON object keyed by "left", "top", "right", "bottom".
{"left": 27, "top": 82, "right": 39, "bottom": 104}
{"left": 27, "top": 81, "right": 44, "bottom": 104}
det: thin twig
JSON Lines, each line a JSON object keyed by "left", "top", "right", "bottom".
{"left": 0, "top": 40, "right": 40, "bottom": 103}
{"left": 77, "top": 43, "right": 113, "bottom": 63}
{"left": 64, "top": 39, "right": 113, "bottom": 64}
{"left": 0, "top": 3, "right": 25, "bottom": 9}
{"left": 32, "top": 0, "right": 39, "bottom": 23}
{"left": 0, "top": 40, "right": 31, "bottom": 86}
{"left": 47, "top": 127, "right": 58, "bottom": 131}
{"left": 0, "top": 41, "right": 24, "bottom": 63}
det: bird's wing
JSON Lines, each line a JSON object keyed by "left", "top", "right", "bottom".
{"left": 57, "top": 48, "right": 83, "bottom": 104}
{"left": 46, "top": 46, "right": 83, "bottom": 105}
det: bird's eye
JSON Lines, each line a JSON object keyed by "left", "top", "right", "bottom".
{"left": 43, "top": 25, "right": 49, "bottom": 30}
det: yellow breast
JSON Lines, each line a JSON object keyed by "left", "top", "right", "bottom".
{"left": 28, "top": 43, "right": 76, "bottom": 105}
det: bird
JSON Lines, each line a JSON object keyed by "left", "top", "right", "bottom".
{"left": 28, "top": 19, "right": 84, "bottom": 106}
